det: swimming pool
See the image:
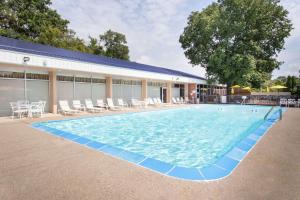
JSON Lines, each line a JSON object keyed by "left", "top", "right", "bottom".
{"left": 32, "top": 105, "right": 282, "bottom": 181}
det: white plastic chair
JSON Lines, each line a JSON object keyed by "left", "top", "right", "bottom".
{"left": 72, "top": 100, "right": 85, "bottom": 111}
{"left": 118, "top": 99, "right": 129, "bottom": 109}
{"left": 287, "top": 99, "right": 296, "bottom": 107}
{"left": 279, "top": 98, "right": 287, "bottom": 107}
{"left": 96, "top": 99, "right": 108, "bottom": 110}
{"left": 59, "top": 100, "right": 80, "bottom": 115}
{"left": 107, "top": 98, "right": 122, "bottom": 110}
{"left": 10, "top": 102, "right": 28, "bottom": 119}
{"left": 28, "top": 102, "right": 43, "bottom": 118}
{"left": 85, "top": 99, "right": 103, "bottom": 112}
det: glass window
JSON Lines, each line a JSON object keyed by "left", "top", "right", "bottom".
{"left": 26, "top": 73, "right": 49, "bottom": 80}
{"left": 57, "top": 75, "right": 74, "bottom": 82}
{"left": 0, "top": 71, "right": 25, "bottom": 79}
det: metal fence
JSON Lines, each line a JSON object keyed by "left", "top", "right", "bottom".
{"left": 197, "top": 95, "right": 300, "bottom": 106}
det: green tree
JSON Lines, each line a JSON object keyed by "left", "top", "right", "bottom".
{"left": 99, "top": 30, "right": 130, "bottom": 60}
{"left": 87, "top": 36, "right": 104, "bottom": 56}
{"left": 286, "top": 75, "right": 297, "bottom": 93}
{"left": 0, "top": 0, "right": 69, "bottom": 41}
{"left": 179, "top": 0, "right": 292, "bottom": 93}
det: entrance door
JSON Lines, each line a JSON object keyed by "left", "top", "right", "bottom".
{"left": 160, "top": 87, "right": 167, "bottom": 103}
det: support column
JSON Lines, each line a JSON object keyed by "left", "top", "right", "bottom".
{"left": 166, "top": 82, "right": 172, "bottom": 103}
{"left": 141, "top": 79, "right": 147, "bottom": 100}
{"left": 49, "top": 71, "right": 57, "bottom": 114}
{"left": 184, "top": 83, "right": 189, "bottom": 98}
{"left": 188, "top": 83, "right": 197, "bottom": 103}
{"left": 106, "top": 76, "right": 113, "bottom": 98}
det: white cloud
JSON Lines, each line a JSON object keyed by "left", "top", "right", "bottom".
{"left": 51, "top": 0, "right": 300, "bottom": 79}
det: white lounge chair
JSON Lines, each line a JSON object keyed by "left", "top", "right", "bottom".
{"left": 59, "top": 100, "right": 80, "bottom": 115}
{"left": 131, "top": 98, "right": 143, "bottom": 108}
{"left": 72, "top": 100, "right": 85, "bottom": 111}
{"left": 107, "top": 98, "right": 122, "bottom": 110}
{"left": 152, "top": 98, "right": 160, "bottom": 106}
{"left": 279, "top": 98, "right": 287, "bottom": 107}
{"left": 118, "top": 99, "right": 129, "bottom": 109}
{"left": 158, "top": 98, "right": 173, "bottom": 107}
{"left": 180, "top": 97, "right": 186, "bottom": 104}
{"left": 147, "top": 98, "right": 157, "bottom": 106}
{"left": 85, "top": 99, "right": 103, "bottom": 112}
{"left": 287, "top": 99, "right": 296, "bottom": 107}
{"left": 176, "top": 97, "right": 183, "bottom": 104}
{"left": 96, "top": 99, "right": 108, "bottom": 110}
{"left": 172, "top": 97, "right": 180, "bottom": 104}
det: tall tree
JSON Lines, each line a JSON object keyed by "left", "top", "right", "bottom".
{"left": 0, "top": 0, "right": 69, "bottom": 40}
{"left": 286, "top": 75, "right": 297, "bottom": 93}
{"left": 99, "top": 30, "right": 130, "bottom": 60}
{"left": 179, "top": 0, "right": 292, "bottom": 92}
{"left": 87, "top": 36, "right": 104, "bottom": 56}
{"left": 0, "top": 0, "right": 90, "bottom": 52}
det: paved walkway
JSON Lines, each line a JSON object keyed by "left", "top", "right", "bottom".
{"left": 0, "top": 108, "right": 299, "bottom": 200}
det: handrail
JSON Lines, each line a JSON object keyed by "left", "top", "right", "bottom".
{"left": 264, "top": 106, "right": 275, "bottom": 120}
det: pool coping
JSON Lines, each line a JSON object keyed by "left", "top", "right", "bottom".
{"left": 31, "top": 106, "right": 284, "bottom": 182}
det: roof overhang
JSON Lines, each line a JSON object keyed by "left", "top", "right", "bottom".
{"left": 0, "top": 49, "right": 206, "bottom": 84}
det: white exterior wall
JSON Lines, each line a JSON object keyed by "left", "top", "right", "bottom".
{"left": 91, "top": 83, "right": 106, "bottom": 102}
{"left": 147, "top": 86, "right": 161, "bottom": 98}
{"left": 172, "top": 88, "right": 180, "bottom": 98}
{"left": 113, "top": 84, "right": 142, "bottom": 103}
{"left": 26, "top": 79, "right": 49, "bottom": 112}
{"left": 0, "top": 79, "right": 25, "bottom": 116}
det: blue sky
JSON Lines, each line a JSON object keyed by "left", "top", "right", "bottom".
{"left": 52, "top": 0, "right": 300, "bottom": 79}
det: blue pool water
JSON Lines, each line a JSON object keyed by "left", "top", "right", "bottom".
{"left": 35, "top": 105, "right": 280, "bottom": 169}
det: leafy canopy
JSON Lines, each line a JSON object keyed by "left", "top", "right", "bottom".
{"left": 179, "top": 0, "right": 293, "bottom": 88}
{"left": 0, "top": 0, "right": 130, "bottom": 60}
{"left": 89, "top": 30, "right": 130, "bottom": 60}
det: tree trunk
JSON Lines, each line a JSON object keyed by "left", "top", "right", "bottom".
{"left": 226, "top": 82, "right": 232, "bottom": 96}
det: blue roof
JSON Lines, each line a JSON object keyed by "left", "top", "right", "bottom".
{"left": 0, "top": 36, "right": 205, "bottom": 80}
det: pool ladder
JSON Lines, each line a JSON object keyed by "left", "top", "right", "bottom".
{"left": 264, "top": 106, "right": 282, "bottom": 121}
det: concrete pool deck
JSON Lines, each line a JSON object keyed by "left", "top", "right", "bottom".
{"left": 0, "top": 107, "right": 299, "bottom": 200}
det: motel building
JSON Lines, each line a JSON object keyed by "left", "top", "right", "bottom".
{"left": 0, "top": 36, "right": 226, "bottom": 117}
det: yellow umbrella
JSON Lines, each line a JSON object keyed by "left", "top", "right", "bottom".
{"left": 270, "top": 85, "right": 287, "bottom": 96}
{"left": 242, "top": 86, "right": 251, "bottom": 91}
{"left": 231, "top": 85, "right": 240, "bottom": 88}
{"left": 270, "top": 85, "right": 287, "bottom": 89}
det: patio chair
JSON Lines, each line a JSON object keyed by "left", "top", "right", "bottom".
{"left": 131, "top": 98, "right": 143, "bottom": 108}
{"left": 180, "top": 97, "right": 186, "bottom": 104}
{"left": 72, "top": 100, "right": 85, "bottom": 111}
{"left": 107, "top": 98, "right": 122, "bottom": 110}
{"left": 39, "top": 101, "right": 47, "bottom": 115}
{"left": 172, "top": 97, "right": 180, "bottom": 104}
{"left": 59, "top": 100, "right": 80, "bottom": 115}
{"left": 147, "top": 98, "right": 157, "bottom": 106}
{"left": 176, "top": 97, "right": 183, "bottom": 104}
{"left": 10, "top": 102, "right": 28, "bottom": 119}
{"left": 287, "top": 99, "right": 296, "bottom": 107}
{"left": 28, "top": 102, "right": 43, "bottom": 118}
{"left": 157, "top": 98, "right": 173, "bottom": 107}
{"left": 118, "top": 98, "right": 129, "bottom": 109}
{"left": 96, "top": 99, "right": 108, "bottom": 110}
{"left": 279, "top": 98, "right": 287, "bottom": 107}
{"left": 85, "top": 99, "right": 103, "bottom": 112}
